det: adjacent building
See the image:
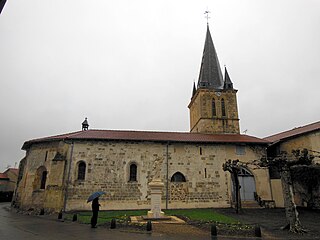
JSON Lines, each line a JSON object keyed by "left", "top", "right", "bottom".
{"left": 265, "top": 121, "right": 320, "bottom": 208}
{"left": 0, "top": 168, "right": 18, "bottom": 202}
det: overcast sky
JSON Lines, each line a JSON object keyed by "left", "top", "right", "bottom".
{"left": 1, "top": 0, "right": 319, "bottom": 171}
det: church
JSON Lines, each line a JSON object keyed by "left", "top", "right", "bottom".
{"left": 14, "top": 25, "right": 275, "bottom": 213}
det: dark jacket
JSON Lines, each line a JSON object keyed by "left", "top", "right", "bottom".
{"left": 92, "top": 198, "right": 100, "bottom": 212}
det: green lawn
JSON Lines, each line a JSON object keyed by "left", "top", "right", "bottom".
{"left": 65, "top": 208, "right": 239, "bottom": 225}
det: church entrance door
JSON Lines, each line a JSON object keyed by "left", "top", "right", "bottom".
{"left": 238, "top": 168, "right": 256, "bottom": 201}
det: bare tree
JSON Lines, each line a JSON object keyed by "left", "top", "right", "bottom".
{"left": 223, "top": 159, "right": 242, "bottom": 214}
{"left": 260, "top": 149, "right": 314, "bottom": 233}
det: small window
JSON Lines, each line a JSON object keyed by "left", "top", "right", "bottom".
{"left": 221, "top": 98, "right": 226, "bottom": 117}
{"left": 212, "top": 99, "right": 216, "bottom": 117}
{"left": 129, "top": 163, "right": 137, "bottom": 182}
{"left": 171, "top": 172, "right": 186, "bottom": 182}
{"left": 40, "top": 171, "right": 47, "bottom": 189}
{"left": 199, "top": 147, "right": 202, "bottom": 155}
{"left": 77, "top": 161, "right": 86, "bottom": 180}
{"left": 236, "top": 145, "right": 246, "bottom": 155}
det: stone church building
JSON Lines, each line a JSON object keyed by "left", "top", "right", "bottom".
{"left": 14, "top": 26, "right": 274, "bottom": 213}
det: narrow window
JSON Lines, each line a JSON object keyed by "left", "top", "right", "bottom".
{"left": 204, "top": 168, "right": 207, "bottom": 178}
{"left": 40, "top": 171, "right": 47, "bottom": 189}
{"left": 221, "top": 98, "right": 226, "bottom": 117}
{"left": 129, "top": 163, "right": 137, "bottom": 182}
{"left": 171, "top": 172, "right": 186, "bottom": 182}
{"left": 199, "top": 147, "right": 202, "bottom": 155}
{"left": 212, "top": 99, "right": 216, "bottom": 117}
{"left": 236, "top": 145, "right": 246, "bottom": 155}
{"left": 78, "top": 162, "right": 86, "bottom": 180}
{"left": 44, "top": 151, "right": 48, "bottom": 161}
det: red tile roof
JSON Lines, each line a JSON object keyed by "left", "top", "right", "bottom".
{"left": 4, "top": 168, "right": 18, "bottom": 176}
{"left": 264, "top": 121, "right": 320, "bottom": 143}
{"left": 0, "top": 173, "right": 8, "bottom": 179}
{"left": 22, "top": 129, "right": 269, "bottom": 149}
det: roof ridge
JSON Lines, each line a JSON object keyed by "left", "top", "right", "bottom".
{"left": 83, "top": 129, "right": 259, "bottom": 137}
{"left": 264, "top": 121, "right": 320, "bottom": 141}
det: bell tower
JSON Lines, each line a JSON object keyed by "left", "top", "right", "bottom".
{"left": 188, "top": 25, "right": 240, "bottom": 134}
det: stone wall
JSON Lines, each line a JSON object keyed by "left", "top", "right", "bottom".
{"left": 15, "top": 141, "right": 68, "bottom": 212}
{"left": 189, "top": 89, "right": 240, "bottom": 134}
{"left": 64, "top": 140, "right": 268, "bottom": 211}
{"left": 16, "top": 139, "right": 270, "bottom": 212}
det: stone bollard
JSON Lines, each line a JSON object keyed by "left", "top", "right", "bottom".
{"left": 254, "top": 224, "right": 262, "bottom": 237}
{"left": 40, "top": 209, "right": 45, "bottom": 215}
{"left": 72, "top": 214, "right": 78, "bottom": 222}
{"left": 146, "top": 220, "right": 152, "bottom": 231}
{"left": 211, "top": 224, "right": 217, "bottom": 236}
{"left": 58, "top": 211, "right": 63, "bottom": 220}
{"left": 110, "top": 218, "right": 116, "bottom": 229}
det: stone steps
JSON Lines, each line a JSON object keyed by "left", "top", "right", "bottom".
{"left": 241, "top": 201, "right": 263, "bottom": 209}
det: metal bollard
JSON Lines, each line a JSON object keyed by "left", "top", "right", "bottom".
{"left": 40, "top": 208, "right": 45, "bottom": 215}
{"left": 146, "top": 220, "right": 152, "bottom": 231}
{"left": 72, "top": 214, "right": 78, "bottom": 222}
{"left": 211, "top": 224, "right": 217, "bottom": 236}
{"left": 254, "top": 224, "right": 262, "bottom": 237}
{"left": 58, "top": 211, "right": 63, "bottom": 220}
{"left": 110, "top": 218, "right": 116, "bottom": 229}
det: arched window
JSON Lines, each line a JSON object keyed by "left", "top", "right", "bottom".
{"left": 40, "top": 171, "right": 47, "bottom": 189}
{"left": 212, "top": 99, "right": 216, "bottom": 117}
{"left": 129, "top": 163, "right": 137, "bottom": 182}
{"left": 221, "top": 98, "right": 226, "bottom": 117}
{"left": 34, "top": 166, "right": 47, "bottom": 190}
{"left": 77, "top": 161, "right": 86, "bottom": 180}
{"left": 171, "top": 172, "right": 186, "bottom": 182}
{"left": 238, "top": 167, "right": 253, "bottom": 176}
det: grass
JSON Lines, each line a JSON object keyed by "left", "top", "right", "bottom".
{"left": 65, "top": 208, "right": 240, "bottom": 225}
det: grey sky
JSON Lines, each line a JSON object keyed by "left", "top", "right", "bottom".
{"left": 1, "top": 0, "right": 320, "bottom": 171}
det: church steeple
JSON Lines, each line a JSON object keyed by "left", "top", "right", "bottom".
{"left": 197, "top": 25, "right": 224, "bottom": 90}
{"left": 188, "top": 24, "right": 240, "bottom": 135}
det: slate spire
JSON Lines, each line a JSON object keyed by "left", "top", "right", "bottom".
{"left": 223, "top": 66, "right": 234, "bottom": 89}
{"left": 197, "top": 25, "right": 224, "bottom": 90}
{"left": 192, "top": 81, "right": 197, "bottom": 98}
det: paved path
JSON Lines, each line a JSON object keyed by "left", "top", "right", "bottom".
{"left": 0, "top": 203, "right": 219, "bottom": 240}
{"left": 6, "top": 202, "right": 318, "bottom": 239}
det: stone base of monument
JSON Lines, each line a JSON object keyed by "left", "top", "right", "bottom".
{"left": 142, "top": 214, "right": 171, "bottom": 221}
{"left": 131, "top": 215, "right": 184, "bottom": 223}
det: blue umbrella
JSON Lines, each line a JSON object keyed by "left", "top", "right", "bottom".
{"left": 87, "top": 191, "right": 106, "bottom": 203}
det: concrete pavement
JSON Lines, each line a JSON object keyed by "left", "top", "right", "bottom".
{"left": 1, "top": 203, "right": 219, "bottom": 240}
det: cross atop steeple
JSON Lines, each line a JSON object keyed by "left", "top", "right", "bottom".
{"left": 204, "top": 10, "right": 210, "bottom": 25}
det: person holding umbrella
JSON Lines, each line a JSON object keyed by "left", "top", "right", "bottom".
{"left": 91, "top": 197, "right": 100, "bottom": 228}
{"left": 87, "top": 191, "right": 105, "bottom": 228}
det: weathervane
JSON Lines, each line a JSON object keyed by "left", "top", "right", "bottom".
{"left": 204, "top": 9, "right": 211, "bottom": 25}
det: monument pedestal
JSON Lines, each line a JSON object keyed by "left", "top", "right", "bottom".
{"left": 144, "top": 179, "right": 170, "bottom": 220}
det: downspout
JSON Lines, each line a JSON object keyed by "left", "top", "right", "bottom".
{"left": 165, "top": 142, "right": 169, "bottom": 210}
{"left": 63, "top": 141, "right": 74, "bottom": 212}
{"left": 266, "top": 148, "right": 274, "bottom": 201}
